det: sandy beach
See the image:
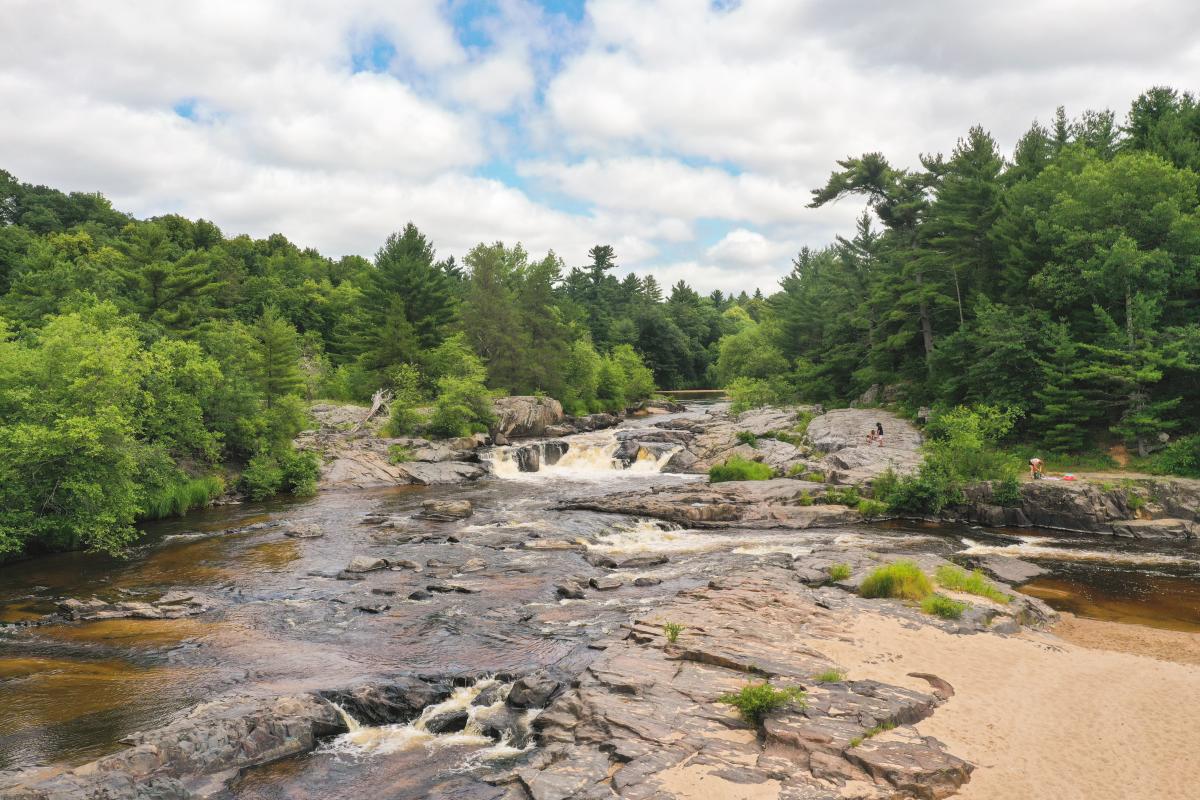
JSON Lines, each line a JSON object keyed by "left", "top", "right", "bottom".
{"left": 810, "top": 612, "right": 1200, "bottom": 800}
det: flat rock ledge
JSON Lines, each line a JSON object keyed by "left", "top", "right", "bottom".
{"left": 485, "top": 577, "right": 973, "bottom": 800}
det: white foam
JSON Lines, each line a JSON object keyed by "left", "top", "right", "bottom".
{"left": 959, "top": 537, "right": 1200, "bottom": 567}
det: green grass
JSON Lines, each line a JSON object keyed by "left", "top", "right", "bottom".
{"left": 387, "top": 444, "right": 415, "bottom": 464}
{"left": 934, "top": 566, "right": 1010, "bottom": 604}
{"left": 736, "top": 430, "right": 759, "bottom": 446}
{"left": 143, "top": 475, "right": 225, "bottom": 520}
{"left": 709, "top": 456, "right": 775, "bottom": 482}
{"left": 859, "top": 561, "right": 932, "bottom": 600}
{"left": 663, "top": 622, "right": 684, "bottom": 643}
{"left": 848, "top": 720, "right": 897, "bottom": 748}
{"left": 1005, "top": 444, "right": 1119, "bottom": 473}
{"left": 828, "top": 563, "right": 852, "bottom": 581}
{"left": 822, "top": 486, "right": 861, "bottom": 506}
{"left": 717, "top": 682, "right": 807, "bottom": 725}
{"left": 921, "top": 593, "right": 968, "bottom": 619}
{"left": 814, "top": 668, "right": 846, "bottom": 683}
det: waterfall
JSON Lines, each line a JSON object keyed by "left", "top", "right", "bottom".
{"left": 486, "top": 430, "right": 679, "bottom": 478}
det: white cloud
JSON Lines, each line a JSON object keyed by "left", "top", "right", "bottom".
{"left": 2, "top": 0, "right": 1198, "bottom": 295}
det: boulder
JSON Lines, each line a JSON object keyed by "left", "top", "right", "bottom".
{"left": 491, "top": 396, "right": 564, "bottom": 439}
{"left": 589, "top": 576, "right": 625, "bottom": 591}
{"left": 424, "top": 709, "right": 469, "bottom": 734}
{"left": 415, "top": 500, "right": 473, "bottom": 521}
{"left": 344, "top": 556, "right": 388, "bottom": 573}
{"left": 555, "top": 580, "right": 587, "bottom": 600}
{"left": 507, "top": 671, "right": 561, "bottom": 709}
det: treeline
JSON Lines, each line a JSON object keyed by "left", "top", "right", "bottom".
{"left": 0, "top": 173, "right": 743, "bottom": 556}
{"left": 718, "top": 86, "right": 1200, "bottom": 469}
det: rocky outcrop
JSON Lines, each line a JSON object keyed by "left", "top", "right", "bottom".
{"left": 415, "top": 499, "right": 474, "bottom": 521}
{"left": 561, "top": 479, "right": 863, "bottom": 529}
{"left": 498, "top": 577, "right": 973, "bottom": 800}
{"left": 491, "top": 396, "right": 565, "bottom": 439}
{"left": 4, "top": 694, "right": 345, "bottom": 800}
{"left": 57, "top": 591, "right": 214, "bottom": 622}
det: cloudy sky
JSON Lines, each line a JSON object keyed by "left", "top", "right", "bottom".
{"left": 2, "top": 1, "right": 1198, "bottom": 293}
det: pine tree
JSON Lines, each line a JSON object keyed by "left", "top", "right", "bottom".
{"left": 253, "top": 306, "right": 304, "bottom": 409}
{"left": 1030, "top": 323, "right": 1095, "bottom": 451}
{"left": 365, "top": 223, "right": 456, "bottom": 352}
{"left": 462, "top": 242, "right": 531, "bottom": 392}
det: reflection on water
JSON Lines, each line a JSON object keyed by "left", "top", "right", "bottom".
{"left": 1022, "top": 569, "right": 1200, "bottom": 632}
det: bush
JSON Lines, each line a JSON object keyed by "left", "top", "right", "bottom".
{"left": 857, "top": 499, "right": 888, "bottom": 519}
{"left": 736, "top": 430, "right": 759, "bottom": 446}
{"left": 429, "top": 375, "right": 494, "bottom": 439}
{"left": 610, "top": 344, "right": 656, "bottom": 405}
{"left": 828, "top": 563, "right": 852, "bottom": 581}
{"left": 859, "top": 561, "right": 932, "bottom": 600}
{"left": 1149, "top": 434, "right": 1200, "bottom": 477}
{"left": 709, "top": 456, "right": 775, "bottom": 482}
{"left": 240, "top": 447, "right": 318, "bottom": 500}
{"left": 386, "top": 363, "right": 424, "bottom": 436}
{"left": 992, "top": 470, "right": 1023, "bottom": 507}
{"left": 388, "top": 444, "right": 415, "bottom": 464}
{"left": 663, "top": 622, "right": 683, "bottom": 643}
{"left": 727, "top": 377, "right": 778, "bottom": 414}
{"left": 280, "top": 449, "right": 319, "bottom": 496}
{"left": 240, "top": 450, "right": 284, "bottom": 500}
{"left": 814, "top": 668, "right": 846, "bottom": 683}
{"left": 717, "top": 682, "right": 807, "bottom": 725}
{"left": 143, "top": 475, "right": 225, "bottom": 519}
{"left": 921, "top": 594, "right": 968, "bottom": 619}
{"left": 822, "top": 486, "right": 860, "bottom": 506}
{"left": 935, "top": 566, "right": 1010, "bottom": 603}
{"left": 797, "top": 490, "right": 814, "bottom": 506}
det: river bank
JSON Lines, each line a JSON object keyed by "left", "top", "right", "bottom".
{"left": 2, "top": 401, "right": 1198, "bottom": 799}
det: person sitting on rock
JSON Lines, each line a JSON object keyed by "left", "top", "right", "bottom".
{"left": 875, "top": 422, "right": 884, "bottom": 448}
{"left": 1029, "top": 457, "right": 1044, "bottom": 480}
{"left": 866, "top": 428, "right": 877, "bottom": 445}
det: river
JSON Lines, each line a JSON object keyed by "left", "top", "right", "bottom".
{"left": 2, "top": 404, "right": 1198, "bottom": 795}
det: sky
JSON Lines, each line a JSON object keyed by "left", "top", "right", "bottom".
{"left": 2, "top": 1, "right": 1198, "bottom": 294}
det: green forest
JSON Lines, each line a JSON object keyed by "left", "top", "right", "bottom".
{"left": 3, "top": 85, "right": 1200, "bottom": 557}
{"left": 717, "top": 87, "right": 1200, "bottom": 472}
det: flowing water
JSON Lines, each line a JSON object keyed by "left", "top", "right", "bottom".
{"left": 1, "top": 405, "right": 1198, "bottom": 793}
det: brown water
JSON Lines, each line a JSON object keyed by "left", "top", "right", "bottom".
{"left": 1, "top": 407, "right": 1198, "bottom": 789}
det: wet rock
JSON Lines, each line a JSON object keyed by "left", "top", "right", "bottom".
{"left": 426, "top": 583, "right": 480, "bottom": 594}
{"left": 325, "top": 678, "right": 452, "bottom": 725}
{"left": 416, "top": 499, "right": 474, "bottom": 521}
{"left": 408, "top": 590, "right": 432, "bottom": 601}
{"left": 473, "top": 683, "right": 509, "bottom": 707}
{"left": 389, "top": 559, "right": 421, "bottom": 571}
{"left": 584, "top": 552, "right": 617, "bottom": 568}
{"left": 57, "top": 592, "right": 214, "bottom": 622}
{"left": 522, "top": 539, "right": 585, "bottom": 551}
{"left": 460, "top": 558, "right": 488, "bottom": 573}
{"left": 284, "top": 524, "right": 324, "bottom": 539}
{"left": 971, "top": 555, "right": 1047, "bottom": 585}
{"left": 425, "top": 709, "right": 469, "bottom": 734}
{"left": 588, "top": 576, "right": 624, "bottom": 591}
{"left": 613, "top": 555, "right": 668, "bottom": 569}
{"left": 555, "top": 580, "right": 587, "bottom": 600}
{"left": 344, "top": 556, "right": 388, "bottom": 573}
{"left": 491, "top": 396, "right": 564, "bottom": 439}
{"left": 1111, "top": 517, "right": 1196, "bottom": 540}
{"left": 354, "top": 603, "right": 390, "bottom": 614}
{"left": 633, "top": 576, "right": 662, "bottom": 587}
{"left": 516, "top": 445, "right": 541, "bottom": 472}
{"left": 507, "top": 671, "right": 561, "bottom": 709}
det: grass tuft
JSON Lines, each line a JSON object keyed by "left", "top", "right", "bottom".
{"left": 828, "top": 563, "right": 852, "bottom": 581}
{"left": 934, "top": 565, "right": 1010, "bottom": 604}
{"left": 718, "top": 682, "right": 807, "bottom": 725}
{"left": 710, "top": 456, "right": 775, "bottom": 483}
{"left": 143, "top": 475, "right": 225, "bottom": 520}
{"left": 663, "top": 622, "right": 684, "bottom": 643}
{"left": 814, "top": 668, "right": 846, "bottom": 683}
{"left": 859, "top": 561, "right": 932, "bottom": 600}
{"left": 921, "top": 593, "right": 968, "bottom": 619}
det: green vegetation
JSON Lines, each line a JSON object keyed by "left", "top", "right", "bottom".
{"left": 727, "top": 377, "right": 779, "bottom": 414}
{"left": 935, "top": 566, "right": 1011, "bottom": 604}
{"left": 828, "top": 563, "right": 852, "bottom": 581}
{"left": 717, "top": 682, "right": 807, "bottom": 725}
{"left": 663, "top": 622, "right": 684, "bottom": 643}
{"left": 387, "top": 444, "right": 415, "bottom": 464}
{"left": 821, "top": 486, "right": 861, "bottom": 506}
{"left": 143, "top": 475, "right": 225, "bottom": 520}
{"left": 797, "top": 490, "right": 814, "bottom": 506}
{"left": 849, "top": 720, "right": 897, "bottom": 748}
{"left": 814, "top": 668, "right": 846, "bottom": 683}
{"left": 856, "top": 499, "right": 889, "bottom": 519}
{"left": 0, "top": 174, "right": 669, "bottom": 556}
{"left": 736, "top": 430, "right": 759, "bottom": 446}
{"left": 859, "top": 561, "right": 933, "bottom": 600}
{"left": 711, "top": 88, "right": 1200, "bottom": 472}
{"left": 709, "top": 456, "right": 775, "bottom": 482}
{"left": 921, "top": 594, "right": 969, "bottom": 619}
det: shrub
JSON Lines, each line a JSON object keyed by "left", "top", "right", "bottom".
{"left": 710, "top": 456, "right": 775, "bottom": 482}
{"left": 859, "top": 561, "right": 932, "bottom": 600}
{"left": 1150, "top": 434, "right": 1200, "bottom": 478}
{"left": 814, "top": 668, "right": 846, "bottom": 683}
{"left": 921, "top": 594, "right": 968, "bottom": 619}
{"left": 143, "top": 475, "right": 225, "bottom": 519}
{"left": 992, "top": 470, "right": 1023, "bottom": 507}
{"left": 429, "top": 374, "right": 494, "bottom": 438}
{"left": 803, "top": 470, "right": 825, "bottom": 482}
{"left": 717, "top": 682, "right": 806, "bottom": 725}
{"left": 240, "top": 447, "right": 319, "bottom": 500}
{"left": 736, "top": 430, "right": 759, "bottom": 446}
{"left": 828, "top": 563, "right": 852, "bottom": 581}
{"left": 240, "top": 450, "right": 284, "bottom": 501}
{"left": 822, "top": 486, "right": 860, "bottom": 506}
{"left": 797, "top": 490, "right": 814, "bottom": 506}
{"left": 727, "top": 377, "right": 778, "bottom": 414}
{"left": 386, "top": 363, "right": 424, "bottom": 436}
{"left": 387, "top": 444, "right": 415, "bottom": 464}
{"left": 857, "top": 499, "right": 888, "bottom": 519}
{"left": 1125, "top": 491, "right": 1146, "bottom": 512}
{"left": 934, "top": 566, "right": 1010, "bottom": 603}
{"left": 663, "top": 622, "right": 684, "bottom": 643}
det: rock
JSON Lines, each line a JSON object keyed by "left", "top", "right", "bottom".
{"left": 522, "top": 539, "right": 585, "bottom": 551}
{"left": 344, "top": 556, "right": 388, "bottom": 573}
{"left": 844, "top": 726, "right": 974, "bottom": 799}
{"left": 473, "top": 683, "right": 508, "bottom": 707}
{"left": 396, "top": 462, "right": 488, "bottom": 486}
{"left": 584, "top": 552, "right": 618, "bottom": 568}
{"left": 516, "top": 444, "right": 541, "bottom": 472}
{"left": 633, "top": 576, "right": 662, "bottom": 587}
{"left": 416, "top": 499, "right": 474, "bottom": 521}
{"left": 408, "top": 590, "right": 432, "bottom": 601}
{"left": 354, "top": 603, "right": 390, "bottom": 614}
{"left": 588, "top": 576, "right": 624, "bottom": 591}
{"left": 555, "top": 580, "right": 587, "bottom": 599}
{"left": 284, "top": 524, "right": 324, "bottom": 539}
{"left": 426, "top": 583, "right": 480, "bottom": 594}
{"left": 493, "top": 433, "right": 510, "bottom": 446}
{"left": 613, "top": 555, "right": 669, "bottom": 569}
{"left": 806, "top": 408, "right": 921, "bottom": 455}
{"left": 57, "top": 592, "right": 214, "bottom": 622}
{"left": 971, "top": 555, "right": 1047, "bottom": 584}
{"left": 389, "top": 559, "right": 421, "bottom": 571}
{"left": 425, "top": 709, "right": 469, "bottom": 734}
{"left": 460, "top": 558, "right": 488, "bottom": 573}
{"left": 1111, "top": 518, "right": 1196, "bottom": 540}
{"left": 507, "top": 672, "right": 561, "bottom": 709}
{"left": 491, "top": 396, "right": 565, "bottom": 439}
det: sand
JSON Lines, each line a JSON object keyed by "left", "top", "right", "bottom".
{"left": 810, "top": 613, "right": 1200, "bottom": 800}
{"left": 1052, "top": 612, "right": 1200, "bottom": 666}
